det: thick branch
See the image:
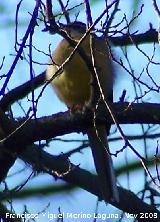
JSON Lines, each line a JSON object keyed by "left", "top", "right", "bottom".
{"left": 0, "top": 106, "right": 160, "bottom": 220}
{"left": 110, "top": 28, "right": 158, "bottom": 46}
{"left": 20, "top": 145, "right": 160, "bottom": 222}
{"left": 15, "top": 102, "right": 160, "bottom": 144}
{"left": 0, "top": 72, "right": 45, "bottom": 111}
{"left": 0, "top": 102, "right": 160, "bottom": 155}
{"left": 0, "top": 102, "right": 158, "bottom": 184}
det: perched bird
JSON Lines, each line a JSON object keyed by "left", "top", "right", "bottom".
{"left": 46, "top": 21, "right": 119, "bottom": 203}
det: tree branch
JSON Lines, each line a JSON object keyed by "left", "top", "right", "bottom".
{"left": 0, "top": 103, "right": 160, "bottom": 220}
{"left": 1, "top": 102, "right": 160, "bottom": 150}
{"left": 15, "top": 102, "right": 160, "bottom": 144}
{"left": 0, "top": 72, "right": 46, "bottom": 111}
{"left": 19, "top": 145, "right": 160, "bottom": 222}
{"left": 110, "top": 27, "right": 158, "bottom": 46}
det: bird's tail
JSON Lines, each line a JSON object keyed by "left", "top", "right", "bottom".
{"left": 87, "top": 125, "right": 119, "bottom": 203}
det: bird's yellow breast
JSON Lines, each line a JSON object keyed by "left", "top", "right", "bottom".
{"left": 46, "top": 33, "right": 113, "bottom": 108}
{"left": 46, "top": 37, "right": 92, "bottom": 107}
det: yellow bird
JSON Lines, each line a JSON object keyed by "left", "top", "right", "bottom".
{"left": 46, "top": 21, "right": 119, "bottom": 203}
